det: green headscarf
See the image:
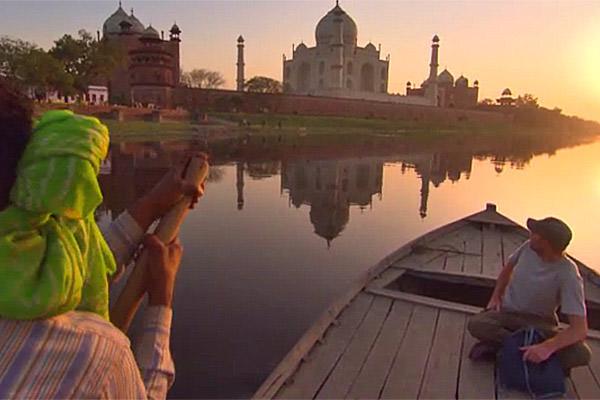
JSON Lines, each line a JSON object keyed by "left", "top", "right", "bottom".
{"left": 0, "top": 109, "right": 116, "bottom": 320}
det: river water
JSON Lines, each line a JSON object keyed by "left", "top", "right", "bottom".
{"left": 98, "top": 133, "right": 600, "bottom": 398}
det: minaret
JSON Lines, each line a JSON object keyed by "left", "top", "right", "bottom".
{"left": 236, "top": 36, "right": 245, "bottom": 92}
{"left": 330, "top": 8, "right": 344, "bottom": 89}
{"left": 428, "top": 35, "right": 440, "bottom": 81}
{"left": 169, "top": 23, "right": 182, "bottom": 86}
{"left": 424, "top": 34, "right": 440, "bottom": 105}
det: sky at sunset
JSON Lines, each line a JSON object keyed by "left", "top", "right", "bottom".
{"left": 2, "top": 1, "right": 598, "bottom": 121}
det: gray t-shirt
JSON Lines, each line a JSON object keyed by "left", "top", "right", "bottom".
{"left": 501, "top": 240, "right": 586, "bottom": 321}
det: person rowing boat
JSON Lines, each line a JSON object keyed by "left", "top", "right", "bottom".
{"left": 0, "top": 78, "right": 208, "bottom": 399}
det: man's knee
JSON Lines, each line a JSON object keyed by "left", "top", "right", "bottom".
{"left": 467, "top": 311, "right": 501, "bottom": 341}
{"left": 559, "top": 341, "right": 592, "bottom": 370}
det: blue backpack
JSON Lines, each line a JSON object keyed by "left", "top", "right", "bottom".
{"left": 497, "top": 326, "right": 565, "bottom": 398}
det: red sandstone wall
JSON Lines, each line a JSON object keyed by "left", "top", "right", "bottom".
{"left": 175, "top": 87, "right": 507, "bottom": 124}
{"left": 36, "top": 104, "right": 189, "bottom": 122}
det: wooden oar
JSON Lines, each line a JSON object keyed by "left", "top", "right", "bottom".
{"left": 110, "top": 154, "right": 209, "bottom": 332}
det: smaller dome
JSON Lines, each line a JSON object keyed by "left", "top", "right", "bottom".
{"left": 142, "top": 25, "right": 160, "bottom": 39}
{"left": 365, "top": 42, "right": 376, "bottom": 51}
{"left": 438, "top": 69, "right": 454, "bottom": 85}
{"left": 502, "top": 88, "right": 512, "bottom": 96}
{"left": 296, "top": 42, "right": 307, "bottom": 51}
{"left": 170, "top": 23, "right": 181, "bottom": 34}
{"left": 237, "top": 35, "right": 244, "bottom": 43}
{"left": 406, "top": 81, "right": 412, "bottom": 86}
{"left": 474, "top": 80, "right": 479, "bottom": 86}
{"left": 455, "top": 75, "right": 468, "bottom": 87}
{"left": 128, "top": 10, "right": 145, "bottom": 33}
{"left": 432, "top": 34, "right": 440, "bottom": 43}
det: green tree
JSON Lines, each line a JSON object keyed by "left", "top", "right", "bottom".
{"left": 50, "top": 29, "right": 123, "bottom": 93}
{"left": 244, "top": 76, "right": 282, "bottom": 93}
{"left": 0, "top": 37, "right": 73, "bottom": 96}
{"left": 515, "top": 93, "right": 539, "bottom": 108}
{"left": 17, "top": 49, "right": 74, "bottom": 99}
{"left": 0, "top": 36, "right": 38, "bottom": 77}
{"left": 181, "top": 68, "right": 225, "bottom": 89}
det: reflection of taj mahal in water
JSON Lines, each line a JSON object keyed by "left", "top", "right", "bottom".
{"left": 281, "top": 158, "right": 384, "bottom": 247}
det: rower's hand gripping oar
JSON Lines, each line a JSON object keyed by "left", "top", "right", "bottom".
{"left": 110, "top": 154, "right": 209, "bottom": 332}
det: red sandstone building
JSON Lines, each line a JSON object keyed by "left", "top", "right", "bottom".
{"left": 102, "top": 2, "right": 180, "bottom": 108}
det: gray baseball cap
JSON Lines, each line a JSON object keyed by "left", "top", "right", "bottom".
{"left": 526, "top": 217, "right": 572, "bottom": 252}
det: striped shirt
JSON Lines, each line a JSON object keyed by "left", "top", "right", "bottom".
{"left": 0, "top": 211, "right": 174, "bottom": 399}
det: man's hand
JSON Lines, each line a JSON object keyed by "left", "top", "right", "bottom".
{"left": 146, "top": 153, "right": 207, "bottom": 217}
{"left": 143, "top": 234, "right": 183, "bottom": 308}
{"left": 128, "top": 153, "right": 208, "bottom": 230}
{"left": 486, "top": 296, "right": 501, "bottom": 311}
{"left": 520, "top": 341, "right": 554, "bottom": 363}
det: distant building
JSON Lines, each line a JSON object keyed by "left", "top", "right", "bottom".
{"left": 282, "top": 2, "right": 430, "bottom": 106}
{"left": 497, "top": 88, "right": 515, "bottom": 106}
{"left": 102, "top": 1, "right": 181, "bottom": 108}
{"left": 85, "top": 85, "right": 110, "bottom": 105}
{"left": 406, "top": 35, "right": 479, "bottom": 108}
{"left": 30, "top": 84, "right": 109, "bottom": 105}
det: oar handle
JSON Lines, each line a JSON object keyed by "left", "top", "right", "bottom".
{"left": 110, "top": 155, "right": 209, "bottom": 332}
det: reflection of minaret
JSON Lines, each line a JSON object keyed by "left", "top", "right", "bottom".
{"left": 236, "top": 161, "right": 244, "bottom": 210}
{"left": 236, "top": 35, "right": 245, "bottom": 92}
{"left": 419, "top": 170, "right": 430, "bottom": 219}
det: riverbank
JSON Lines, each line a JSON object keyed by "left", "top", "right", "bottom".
{"left": 101, "top": 119, "right": 235, "bottom": 143}
{"left": 102, "top": 111, "right": 599, "bottom": 147}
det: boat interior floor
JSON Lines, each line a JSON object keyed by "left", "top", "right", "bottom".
{"left": 273, "top": 290, "right": 600, "bottom": 400}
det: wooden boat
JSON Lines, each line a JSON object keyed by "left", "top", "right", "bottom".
{"left": 254, "top": 204, "right": 600, "bottom": 399}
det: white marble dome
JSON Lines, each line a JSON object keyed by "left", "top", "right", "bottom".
{"left": 315, "top": 4, "right": 357, "bottom": 46}
{"left": 365, "top": 42, "right": 377, "bottom": 51}
{"left": 438, "top": 69, "right": 454, "bottom": 85}
{"left": 455, "top": 75, "right": 468, "bottom": 87}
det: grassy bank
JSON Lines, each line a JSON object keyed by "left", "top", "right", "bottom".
{"left": 99, "top": 112, "right": 598, "bottom": 145}
{"left": 211, "top": 111, "right": 512, "bottom": 136}
{"left": 101, "top": 120, "right": 202, "bottom": 142}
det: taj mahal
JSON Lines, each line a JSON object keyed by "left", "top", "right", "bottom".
{"left": 281, "top": 1, "right": 478, "bottom": 108}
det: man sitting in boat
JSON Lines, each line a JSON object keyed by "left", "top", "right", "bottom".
{"left": 468, "top": 216, "right": 591, "bottom": 372}
{"left": 0, "top": 78, "right": 205, "bottom": 399}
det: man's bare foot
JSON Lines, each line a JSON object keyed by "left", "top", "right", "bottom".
{"left": 469, "top": 341, "right": 497, "bottom": 361}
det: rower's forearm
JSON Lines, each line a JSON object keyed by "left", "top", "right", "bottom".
{"left": 127, "top": 195, "right": 158, "bottom": 232}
